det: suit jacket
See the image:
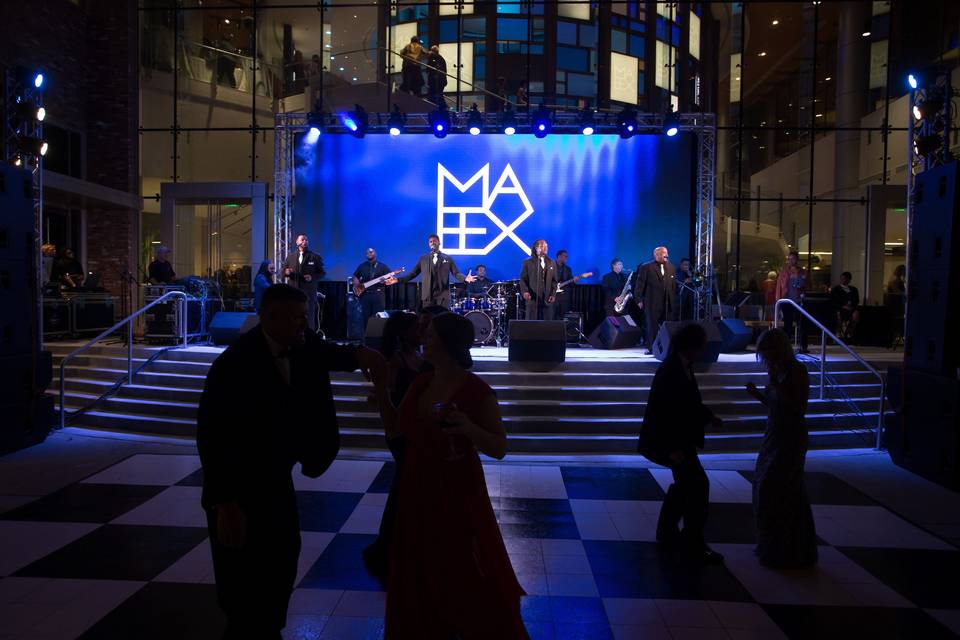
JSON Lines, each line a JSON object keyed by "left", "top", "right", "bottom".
{"left": 519, "top": 256, "right": 558, "bottom": 301}
{"left": 196, "top": 325, "right": 359, "bottom": 511}
{"left": 400, "top": 251, "right": 466, "bottom": 302}
{"left": 284, "top": 250, "right": 325, "bottom": 292}
{"left": 556, "top": 264, "right": 573, "bottom": 293}
{"left": 637, "top": 353, "right": 715, "bottom": 461}
{"left": 634, "top": 260, "right": 677, "bottom": 319}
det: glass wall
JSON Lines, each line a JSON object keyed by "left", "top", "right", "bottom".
{"left": 138, "top": 0, "right": 960, "bottom": 318}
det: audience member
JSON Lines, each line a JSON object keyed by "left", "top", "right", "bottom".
{"left": 746, "top": 328, "right": 817, "bottom": 568}
{"left": 637, "top": 323, "right": 725, "bottom": 564}
{"left": 196, "top": 283, "right": 386, "bottom": 638}
{"left": 886, "top": 264, "right": 906, "bottom": 293}
{"left": 830, "top": 271, "right": 860, "bottom": 338}
{"left": 373, "top": 312, "right": 528, "bottom": 638}
{"left": 426, "top": 45, "right": 447, "bottom": 105}
{"left": 399, "top": 36, "right": 425, "bottom": 96}
{"left": 53, "top": 248, "right": 85, "bottom": 289}
{"left": 41, "top": 243, "right": 57, "bottom": 284}
{"left": 761, "top": 270, "right": 778, "bottom": 306}
{"left": 774, "top": 250, "right": 808, "bottom": 352}
{"left": 148, "top": 246, "right": 176, "bottom": 284}
{"left": 253, "top": 259, "right": 275, "bottom": 312}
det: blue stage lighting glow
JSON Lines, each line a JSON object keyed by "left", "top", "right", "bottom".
{"left": 436, "top": 123, "right": 445, "bottom": 132}
{"left": 538, "top": 124, "right": 546, "bottom": 132}
{"left": 389, "top": 126, "right": 401, "bottom": 136}
{"left": 666, "top": 125, "right": 679, "bottom": 137}
{"left": 582, "top": 126, "right": 594, "bottom": 136}
{"left": 908, "top": 73, "right": 918, "bottom": 89}
{"left": 342, "top": 116, "right": 358, "bottom": 132}
{"left": 305, "top": 127, "right": 321, "bottom": 144}
{"left": 34, "top": 73, "right": 44, "bottom": 89}
{"left": 504, "top": 126, "right": 516, "bottom": 135}
{"left": 469, "top": 126, "right": 481, "bottom": 135}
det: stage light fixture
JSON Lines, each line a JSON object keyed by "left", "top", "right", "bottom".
{"left": 341, "top": 104, "right": 367, "bottom": 138}
{"left": 663, "top": 110, "right": 680, "bottom": 137}
{"left": 429, "top": 105, "right": 450, "bottom": 138}
{"left": 914, "top": 134, "right": 941, "bottom": 157}
{"left": 18, "top": 137, "right": 48, "bottom": 157}
{"left": 908, "top": 73, "right": 918, "bottom": 90}
{"left": 532, "top": 105, "right": 551, "bottom": 139}
{"left": 305, "top": 111, "right": 324, "bottom": 144}
{"left": 467, "top": 104, "right": 483, "bottom": 135}
{"left": 617, "top": 107, "right": 638, "bottom": 139}
{"left": 501, "top": 104, "right": 518, "bottom": 135}
{"left": 579, "top": 109, "right": 596, "bottom": 136}
{"left": 913, "top": 96, "right": 944, "bottom": 122}
{"left": 15, "top": 99, "right": 45, "bottom": 123}
{"left": 387, "top": 105, "right": 405, "bottom": 136}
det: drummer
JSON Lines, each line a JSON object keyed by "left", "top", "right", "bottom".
{"left": 466, "top": 264, "right": 493, "bottom": 296}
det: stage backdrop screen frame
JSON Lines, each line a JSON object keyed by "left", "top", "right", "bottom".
{"left": 293, "top": 133, "right": 695, "bottom": 283}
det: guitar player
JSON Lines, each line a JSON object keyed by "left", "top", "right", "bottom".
{"left": 555, "top": 250, "right": 574, "bottom": 316}
{"left": 352, "top": 247, "right": 396, "bottom": 332}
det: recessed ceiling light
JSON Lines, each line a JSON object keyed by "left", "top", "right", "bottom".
{"left": 759, "top": 51, "right": 767, "bottom": 57}
{"left": 772, "top": 19, "right": 779, "bottom": 25}
{"left": 862, "top": 31, "right": 871, "bottom": 37}
{"left": 824, "top": 77, "right": 832, "bottom": 81}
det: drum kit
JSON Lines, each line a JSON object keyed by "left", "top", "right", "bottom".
{"left": 449, "top": 280, "right": 520, "bottom": 346}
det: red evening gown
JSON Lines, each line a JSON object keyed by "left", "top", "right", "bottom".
{"left": 385, "top": 371, "right": 529, "bottom": 640}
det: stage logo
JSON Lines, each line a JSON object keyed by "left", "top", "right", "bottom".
{"left": 436, "top": 163, "right": 533, "bottom": 256}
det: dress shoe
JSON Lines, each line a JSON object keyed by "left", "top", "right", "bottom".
{"left": 656, "top": 528, "right": 681, "bottom": 549}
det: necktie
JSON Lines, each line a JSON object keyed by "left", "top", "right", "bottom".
{"left": 539, "top": 257, "right": 545, "bottom": 270}
{"left": 660, "top": 263, "right": 664, "bottom": 277}
{"left": 432, "top": 253, "right": 438, "bottom": 265}
{"left": 299, "top": 253, "right": 304, "bottom": 265}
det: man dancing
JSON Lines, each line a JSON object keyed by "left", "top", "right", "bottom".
{"left": 395, "top": 234, "right": 475, "bottom": 308}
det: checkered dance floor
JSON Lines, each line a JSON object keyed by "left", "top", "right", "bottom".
{"left": 1, "top": 453, "right": 959, "bottom": 639}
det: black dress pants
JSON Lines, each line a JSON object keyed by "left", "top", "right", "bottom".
{"left": 656, "top": 450, "right": 710, "bottom": 546}
{"left": 359, "top": 292, "right": 385, "bottom": 334}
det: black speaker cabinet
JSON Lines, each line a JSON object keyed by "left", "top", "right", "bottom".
{"left": 652, "top": 320, "right": 721, "bottom": 363}
{"left": 508, "top": 320, "right": 566, "bottom": 366}
{"left": 563, "top": 311, "right": 584, "bottom": 343}
{"left": 587, "top": 315, "right": 643, "bottom": 350}
{"left": 717, "top": 318, "right": 752, "bottom": 353}
{"left": 364, "top": 314, "right": 391, "bottom": 351}
{"left": 208, "top": 312, "right": 259, "bottom": 346}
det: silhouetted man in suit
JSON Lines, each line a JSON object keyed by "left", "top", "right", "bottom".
{"left": 634, "top": 246, "right": 677, "bottom": 351}
{"left": 638, "top": 323, "right": 724, "bottom": 564}
{"left": 197, "top": 284, "right": 386, "bottom": 638}
{"left": 283, "top": 234, "right": 325, "bottom": 332}
{"left": 519, "top": 239, "right": 558, "bottom": 320}
{"left": 394, "top": 234, "right": 475, "bottom": 308}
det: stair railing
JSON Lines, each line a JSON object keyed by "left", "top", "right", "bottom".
{"left": 58, "top": 291, "right": 189, "bottom": 429}
{"left": 774, "top": 298, "right": 886, "bottom": 449}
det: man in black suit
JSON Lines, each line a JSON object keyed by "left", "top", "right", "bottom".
{"left": 638, "top": 323, "right": 724, "bottom": 564}
{"left": 634, "top": 246, "right": 677, "bottom": 351}
{"left": 352, "top": 247, "right": 396, "bottom": 333}
{"left": 283, "top": 234, "right": 326, "bottom": 332}
{"left": 197, "top": 284, "right": 386, "bottom": 638}
{"left": 601, "top": 258, "right": 629, "bottom": 317}
{"left": 519, "top": 239, "right": 559, "bottom": 320}
{"left": 554, "top": 250, "right": 573, "bottom": 317}
{"left": 394, "top": 233, "right": 475, "bottom": 308}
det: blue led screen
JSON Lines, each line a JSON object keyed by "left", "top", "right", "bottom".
{"left": 294, "top": 133, "right": 694, "bottom": 282}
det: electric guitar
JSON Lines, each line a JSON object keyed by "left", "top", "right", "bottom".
{"left": 555, "top": 272, "right": 594, "bottom": 294}
{"left": 352, "top": 267, "right": 405, "bottom": 297}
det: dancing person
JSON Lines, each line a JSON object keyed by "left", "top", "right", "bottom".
{"left": 399, "top": 36, "right": 425, "bottom": 96}
{"left": 283, "top": 233, "right": 325, "bottom": 332}
{"left": 519, "top": 239, "right": 558, "bottom": 320}
{"left": 372, "top": 312, "right": 529, "bottom": 639}
{"left": 253, "top": 259, "right": 275, "bottom": 313}
{"left": 352, "top": 247, "right": 395, "bottom": 333}
{"left": 638, "top": 323, "right": 725, "bottom": 564}
{"left": 426, "top": 44, "right": 447, "bottom": 105}
{"left": 53, "top": 247, "right": 85, "bottom": 289}
{"left": 363, "top": 311, "right": 424, "bottom": 586}
{"left": 148, "top": 245, "right": 176, "bottom": 284}
{"left": 466, "top": 264, "right": 492, "bottom": 296}
{"left": 395, "top": 234, "right": 476, "bottom": 309}
{"left": 774, "top": 250, "right": 808, "bottom": 352}
{"left": 745, "top": 328, "right": 817, "bottom": 568}
{"left": 634, "top": 246, "right": 677, "bottom": 352}
{"left": 197, "top": 283, "right": 386, "bottom": 638}
{"left": 830, "top": 271, "right": 860, "bottom": 339}
{"left": 602, "top": 258, "right": 628, "bottom": 317}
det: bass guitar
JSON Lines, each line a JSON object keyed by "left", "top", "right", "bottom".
{"left": 353, "top": 267, "right": 405, "bottom": 297}
{"left": 555, "top": 271, "right": 594, "bottom": 294}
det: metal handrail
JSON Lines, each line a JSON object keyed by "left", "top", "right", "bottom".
{"left": 58, "top": 291, "right": 189, "bottom": 429}
{"left": 773, "top": 298, "right": 886, "bottom": 449}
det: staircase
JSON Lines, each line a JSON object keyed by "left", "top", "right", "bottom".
{"left": 48, "top": 342, "right": 890, "bottom": 454}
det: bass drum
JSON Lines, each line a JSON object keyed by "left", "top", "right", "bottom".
{"left": 464, "top": 310, "right": 496, "bottom": 345}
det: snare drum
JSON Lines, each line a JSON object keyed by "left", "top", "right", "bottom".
{"left": 464, "top": 310, "right": 496, "bottom": 345}
{"left": 477, "top": 296, "right": 491, "bottom": 311}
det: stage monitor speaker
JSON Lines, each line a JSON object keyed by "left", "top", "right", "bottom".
{"left": 508, "top": 320, "right": 566, "bottom": 366}
{"left": 717, "top": 319, "right": 752, "bottom": 353}
{"left": 208, "top": 312, "right": 259, "bottom": 345}
{"left": 652, "top": 321, "right": 721, "bottom": 363}
{"left": 587, "top": 315, "right": 643, "bottom": 350}
{"left": 563, "top": 312, "right": 584, "bottom": 343}
{"left": 364, "top": 313, "right": 392, "bottom": 351}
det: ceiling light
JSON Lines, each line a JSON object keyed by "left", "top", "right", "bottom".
{"left": 759, "top": 52, "right": 767, "bottom": 57}
{"left": 862, "top": 31, "right": 871, "bottom": 37}
{"left": 772, "top": 19, "right": 779, "bottom": 25}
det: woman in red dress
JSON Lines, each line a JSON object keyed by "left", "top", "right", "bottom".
{"left": 373, "top": 312, "right": 529, "bottom": 639}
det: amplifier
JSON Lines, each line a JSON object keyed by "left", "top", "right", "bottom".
{"left": 66, "top": 293, "right": 115, "bottom": 335}
{"left": 42, "top": 298, "right": 71, "bottom": 339}
{"left": 144, "top": 296, "right": 206, "bottom": 340}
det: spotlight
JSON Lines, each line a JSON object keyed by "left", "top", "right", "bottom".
{"left": 429, "top": 105, "right": 450, "bottom": 138}
{"left": 532, "top": 104, "right": 551, "bottom": 139}
{"left": 387, "top": 105, "right": 405, "bottom": 136}
{"left": 34, "top": 73, "right": 44, "bottom": 89}
{"left": 15, "top": 99, "right": 45, "bottom": 123}
{"left": 579, "top": 109, "right": 596, "bottom": 136}
{"left": 501, "top": 104, "right": 518, "bottom": 135}
{"left": 617, "top": 107, "right": 638, "bottom": 139}
{"left": 305, "top": 111, "right": 324, "bottom": 144}
{"left": 907, "top": 73, "right": 918, "bottom": 90}
{"left": 913, "top": 96, "right": 944, "bottom": 122}
{"left": 663, "top": 110, "right": 680, "bottom": 137}
{"left": 341, "top": 104, "right": 367, "bottom": 138}
{"left": 467, "top": 104, "right": 483, "bottom": 135}
{"left": 17, "top": 138, "right": 48, "bottom": 157}
{"left": 914, "top": 134, "right": 941, "bottom": 157}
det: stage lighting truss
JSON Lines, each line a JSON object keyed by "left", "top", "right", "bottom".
{"left": 532, "top": 105, "right": 552, "bottom": 138}
{"left": 429, "top": 106, "right": 451, "bottom": 138}
{"left": 578, "top": 109, "right": 596, "bottom": 136}
{"left": 340, "top": 104, "right": 368, "bottom": 138}
{"left": 617, "top": 107, "right": 638, "bottom": 139}
{"left": 387, "top": 105, "right": 406, "bottom": 136}
{"left": 908, "top": 69, "right": 958, "bottom": 171}
{"left": 5, "top": 66, "right": 46, "bottom": 169}
{"left": 501, "top": 104, "right": 518, "bottom": 135}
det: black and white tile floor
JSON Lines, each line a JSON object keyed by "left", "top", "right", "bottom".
{"left": 1, "top": 435, "right": 959, "bottom": 639}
